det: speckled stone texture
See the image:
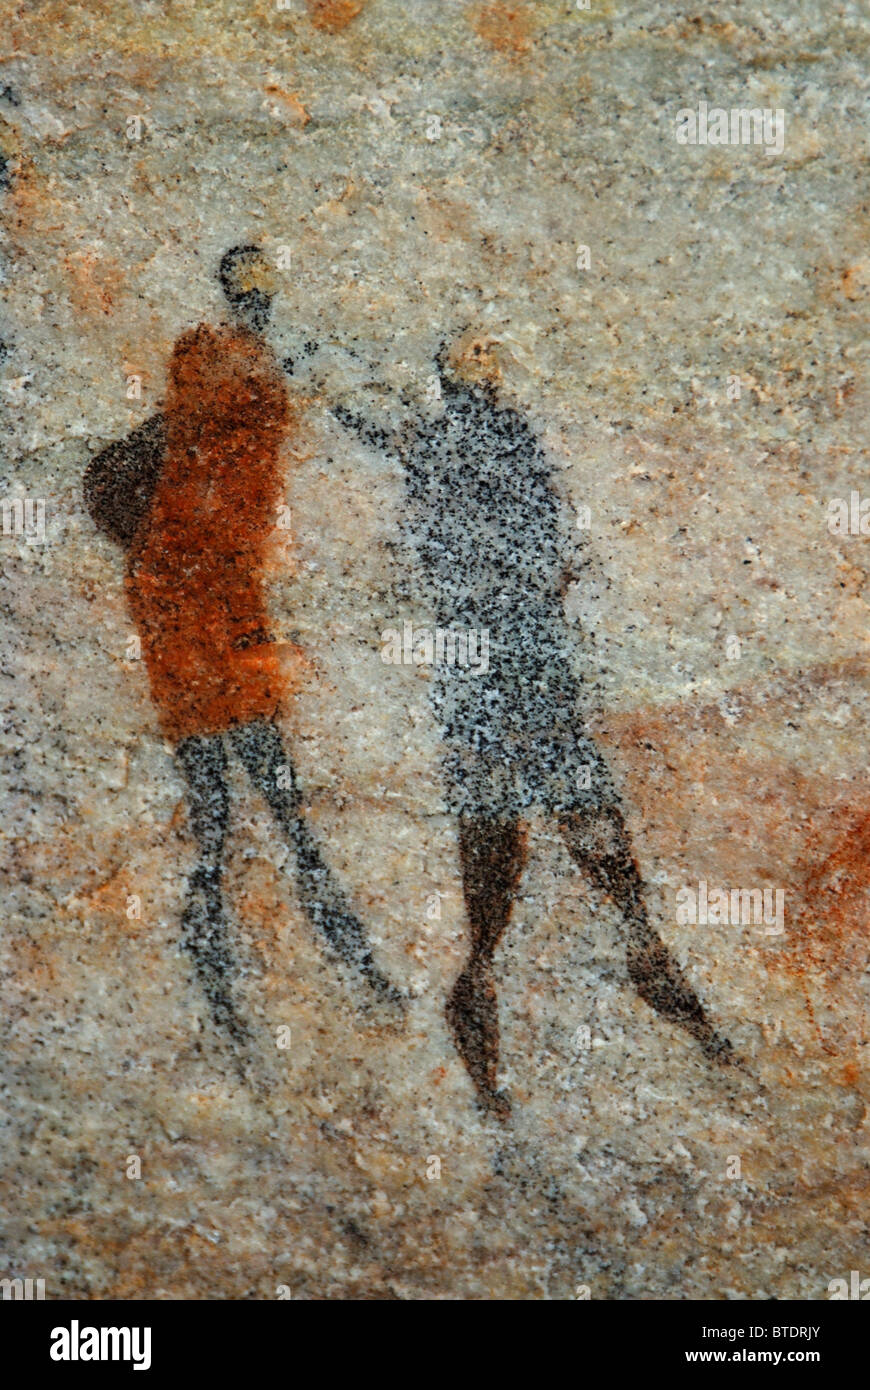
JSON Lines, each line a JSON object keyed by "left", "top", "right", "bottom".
{"left": 1, "top": 0, "right": 868, "bottom": 1299}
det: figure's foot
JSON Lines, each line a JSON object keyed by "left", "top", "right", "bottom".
{"left": 181, "top": 869, "right": 250, "bottom": 1050}
{"left": 446, "top": 963, "right": 509, "bottom": 1118}
{"left": 292, "top": 854, "right": 406, "bottom": 1027}
{"left": 626, "top": 934, "right": 736, "bottom": 1064}
{"left": 325, "top": 927, "right": 406, "bottom": 1029}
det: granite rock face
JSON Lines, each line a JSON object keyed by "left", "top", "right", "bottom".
{"left": 1, "top": 0, "right": 868, "bottom": 1299}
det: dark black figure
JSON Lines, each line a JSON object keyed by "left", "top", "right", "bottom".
{"left": 336, "top": 332, "right": 735, "bottom": 1118}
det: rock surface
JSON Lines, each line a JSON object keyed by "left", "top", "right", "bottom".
{"left": 1, "top": 0, "right": 867, "bottom": 1299}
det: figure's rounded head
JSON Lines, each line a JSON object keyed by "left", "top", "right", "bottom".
{"left": 442, "top": 328, "right": 504, "bottom": 390}
{"left": 218, "top": 245, "right": 276, "bottom": 330}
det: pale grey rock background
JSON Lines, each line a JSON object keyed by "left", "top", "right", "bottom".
{"left": 1, "top": 0, "right": 867, "bottom": 1297}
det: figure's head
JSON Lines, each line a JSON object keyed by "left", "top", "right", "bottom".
{"left": 438, "top": 328, "right": 504, "bottom": 394}
{"left": 218, "top": 244, "right": 276, "bottom": 331}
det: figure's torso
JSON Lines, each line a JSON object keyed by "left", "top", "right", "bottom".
{"left": 402, "top": 387, "right": 577, "bottom": 657}
{"left": 126, "top": 322, "right": 294, "bottom": 741}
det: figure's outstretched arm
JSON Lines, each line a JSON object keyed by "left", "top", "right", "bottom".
{"left": 331, "top": 402, "right": 431, "bottom": 609}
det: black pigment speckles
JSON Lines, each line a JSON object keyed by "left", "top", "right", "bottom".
{"left": 83, "top": 412, "right": 167, "bottom": 550}
{"left": 217, "top": 243, "right": 273, "bottom": 333}
{"left": 180, "top": 866, "right": 250, "bottom": 1052}
{"left": 176, "top": 734, "right": 230, "bottom": 873}
{"left": 230, "top": 721, "right": 403, "bottom": 1011}
{"left": 398, "top": 376, "right": 611, "bottom": 821}
{"left": 175, "top": 733, "right": 247, "bottom": 1049}
{"left": 337, "top": 357, "right": 735, "bottom": 1113}
{"left": 174, "top": 720, "right": 403, "bottom": 1050}
{"left": 332, "top": 404, "right": 395, "bottom": 456}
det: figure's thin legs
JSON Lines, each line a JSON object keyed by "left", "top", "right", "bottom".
{"left": 175, "top": 733, "right": 249, "bottom": 1048}
{"left": 228, "top": 720, "right": 403, "bottom": 1008}
{"left": 446, "top": 816, "right": 528, "bottom": 1118}
{"left": 558, "top": 805, "right": 734, "bottom": 1062}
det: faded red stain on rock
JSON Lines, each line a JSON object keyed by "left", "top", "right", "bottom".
{"left": 839, "top": 261, "right": 870, "bottom": 301}
{"left": 64, "top": 251, "right": 123, "bottom": 316}
{"left": 471, "top": 2, "right": 532, "bottom": 55}
{"left": 305, "top": 0, "right": 365, "bottom": 32}
{"left": 263, "top": 85, "right": 310, "bottom": 125}
{"left": 592, "top": 669, "right": 870, "bottom": 1043}
{"left": 790, "top": 806, "right": 870, "bottom": 983}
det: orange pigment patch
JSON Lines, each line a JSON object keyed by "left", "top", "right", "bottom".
{"left": 4, "top": 155, "right": 54, "bottom": 244}
{"left": 64, "top": 250, "right": 123, "bottom": 316}
{"left": 126, "top": 323, "right": 302, "bottom": 742}
{"left": 3, "top": 935, "right": 60, "bottom": 997}
{"left": 263, "top": 85, "right": 310, "bottom": 125}
{"left": 305, "top": 0, "right": 365, "bottom": 32}
{"left": 415, "top": 191, "right": 477, "bottom": 246}
{"left": 471, "top": 2, "right": 532, "bottom": 55}
{"left": 594, "top": 677, "right": 870, "bottom": 1053}
{"left": 839, "top": 261, "right": 870, "bottom": 301}
{"left": 789, "top": 806, "right": 870, "bottom": 982}
{"left": 76, "top": 866, "right": 140, "bottom": 925}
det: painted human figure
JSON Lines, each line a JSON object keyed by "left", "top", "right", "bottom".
{"left": 336, "top": 331, "right": 734, "bottom": 1117}
{"left": 85, "top": 246, "right": 401, "bottom": 1050}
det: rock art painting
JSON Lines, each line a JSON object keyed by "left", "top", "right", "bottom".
{"left": 2, "top": 0, "right": 867, "bottom": 1322}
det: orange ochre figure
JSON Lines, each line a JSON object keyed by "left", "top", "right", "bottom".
{"left": 127, "top": 322, "right": 295, "bottom": 741}
{"left": 83, "top": 244, "right": 402, "bottom": 1064}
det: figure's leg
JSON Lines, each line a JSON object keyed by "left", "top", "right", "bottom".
{"left": 228, "top": 719, "right": 403, "bottom": 1011}
{"left": 175, "top": 733, "right": 249, "bottom": 1047}
{"left": 558, "top": 805, "right": 734, "bottom": 1062}
{"left": 446, "top": 816, "right": 528, "bottom": 1118}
